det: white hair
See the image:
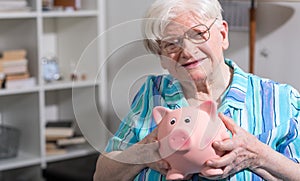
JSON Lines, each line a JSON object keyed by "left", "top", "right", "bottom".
{"left": 143, "top": 0, "right": 223, "bottom": 55}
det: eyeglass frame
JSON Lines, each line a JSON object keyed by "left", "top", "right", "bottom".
{"left": 160, "top": 18, "right": 218, "bottom": 54}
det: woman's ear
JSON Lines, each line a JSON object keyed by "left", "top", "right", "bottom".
{"left": 220, "top": 20, "right": 229, "bottom": 50}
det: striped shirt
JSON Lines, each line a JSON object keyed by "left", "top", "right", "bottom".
{"left": 105, "top": 59, "right": 300, "bottom": 181}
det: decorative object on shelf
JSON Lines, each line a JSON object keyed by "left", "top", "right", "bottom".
{"left": 42, "top": 0, "right": 53, "bottom": 11}
{"left": 0, "top": 113, "right": 21, "bottom": 159}
{"left": 70, "top": 61, "right": 78, "bottom": 81}
{"left": 42, "top": 55, "right": 62, "bottom": 83}
{"left": 80, "top": 73, "right": 87, "bottom": 81}
{"left": 0, "top": 125, "right": 21, "bottom": 159}
{"left": 53, "top": 0, "right": 81, "bottom": 11}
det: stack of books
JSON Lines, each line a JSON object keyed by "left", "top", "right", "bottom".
{"left": 0, "top": 0, "right": 30, "bottom": 12}
{"left": 45, "top": 120, "right": 86, "bottom": 155}
{"left": 0, "top": 49, "right": 36, "bottom": 89}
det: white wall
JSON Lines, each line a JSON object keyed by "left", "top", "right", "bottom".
{"left": 106, "top": 1, "right": 300, "bottom": 133}
{"left": 227, "top": 2, "right": 300, "bottom": 91}
{"left": 106, "top": 0, "right": 165, "bottom": 132}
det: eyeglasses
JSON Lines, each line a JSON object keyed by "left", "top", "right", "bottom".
{"left": 160, "top": 18, "right": 218, "bottom": 54}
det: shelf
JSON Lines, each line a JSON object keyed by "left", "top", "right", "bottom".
{"left": 0, "top": 0, "right": 106, "bottom": 176}
{"left": 44, "top": 80, "right": 99, "bottom": 91}
{"left": 42, "top": 10, "right": 98, "bottom": 18}
{"left": 45, "top": 144, "right": 96, "bottom": 163}
{"left": 0, "top": 86, "right": 39, "bottom": 96}
{"left": 0, "top": 12, "right": 37, "bottom": 19}
{"left": 0, "top": 152, "right": 41, "bottom": 171}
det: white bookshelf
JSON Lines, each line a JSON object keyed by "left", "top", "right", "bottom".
{"left": 0, "top": 0, "right": 107, "bottom": 180}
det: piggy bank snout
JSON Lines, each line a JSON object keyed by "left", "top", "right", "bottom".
{"left": 168, "top": 129, "right": 191, "bottom": 151}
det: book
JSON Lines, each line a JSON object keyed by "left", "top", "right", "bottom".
{"left": 45, "top": 129, "right": 74, "bottom": 140}
{"left": 1, "top": 59, "right": 27, "bottom": 67}
{"left": 1, "top": 49, "right": 27, "bottom": 60}
{"left": 0, "top": 1, "right": 27, "bottom": 8}
{"left": 53, "top": 0, "right": 81, "bottom": 10}
{"left": 6, "top": 72, "right": 30, "bottom": 81}
{"left": 56, "top": 136, "right": 86, "bottom": 147}
{"left": 5, "top": 77, "right": 36, "bottom": 89}
{"left": 0, "top": 59, "right": 28, "bottom": 74}
{"left": 46, "top": 143, "right": 67, "bottom": 155}
{"left": 45, "top": 121, "right": 75, "bottom": 141}
{"left": 46, "top": 121, "right": 74, "bottom": 128}
{"left": 1, "top": 65, "right": 28, "bottom": 75}
{"left": 0, "top": 1, "right": 29, "bottom": 12}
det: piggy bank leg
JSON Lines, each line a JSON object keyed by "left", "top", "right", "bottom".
{"left": 166, "top": 169, "right": 185, "bottom": 180}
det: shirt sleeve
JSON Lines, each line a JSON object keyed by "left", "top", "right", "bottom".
{"left": 286, "top": 86, "right": 300, "bottom": 162}
{"left": 105, "top": 75, "right": 160, "bottom": 152}
{"left": 256, "top": 85, "right": 300, "bottom": 163}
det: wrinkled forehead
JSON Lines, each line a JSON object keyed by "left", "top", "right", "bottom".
{"left": 162, "top": 11, "right": 206, "bottom": 37}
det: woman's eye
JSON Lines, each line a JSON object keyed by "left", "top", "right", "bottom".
{"left": 165, "top": 43, "right": 177, "bottom": 49}
{"left": 170, "top": 118, "right": 176, "bottom": 125}
{"left": 191, "top": 31, "right": 205, "bottom": 39}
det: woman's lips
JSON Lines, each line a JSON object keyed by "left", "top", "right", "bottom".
{"left": 182, "top": 59, "right": 204, "bottom": 69}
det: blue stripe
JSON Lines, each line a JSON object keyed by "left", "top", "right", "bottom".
{"left": 261, "top": 81, "right": 274, "bottom": 133}
{"left": 278, "top": 119, "right": 298, "bottom": 154}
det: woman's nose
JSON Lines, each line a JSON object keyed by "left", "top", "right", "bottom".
{"left": 180, "top": 39, "right": 197, "bottom": 59}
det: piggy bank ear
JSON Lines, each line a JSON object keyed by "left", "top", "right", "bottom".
{"left": 152, "top": 106, "right": 169, "bottom": 124}
{"left": 198, "top": 100, "right": 217, "bottom": 121}
{"left": 198, "top": 100, "right": 223, "bottom": 150}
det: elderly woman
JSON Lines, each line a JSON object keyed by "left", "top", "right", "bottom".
{"left": 94, "top": 0, "right": 300, "bottom": 180}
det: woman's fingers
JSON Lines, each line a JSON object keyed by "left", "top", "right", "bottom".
{"left": 206, "top": 148, "right": 237, "bottom": 168}
{"left": 212, "top": 139, "right": 235, "bottom": 152}
{"left": 218, "top": 112, "right": 237, "bottom": 133}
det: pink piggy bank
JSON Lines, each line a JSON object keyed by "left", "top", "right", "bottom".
{"left": 152, "top": 100, "right": 230, "bottom": 180}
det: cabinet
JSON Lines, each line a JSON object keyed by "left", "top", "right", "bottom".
{"left": 0, "top": 0, "right": 107, "bottom": 180}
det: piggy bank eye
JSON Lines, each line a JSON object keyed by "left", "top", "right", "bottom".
{"left": 170, "top": 118, "right": 176, "bottom": 125}
{"left": 184, "top": 117, "right": 191, "bottom": 123}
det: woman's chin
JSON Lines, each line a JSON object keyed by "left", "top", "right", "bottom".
{"left": 189, "top": 70, "right": 208, "bottom": 82}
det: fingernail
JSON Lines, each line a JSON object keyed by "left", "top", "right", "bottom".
{"left": 213, "top": 141, "right": 220, "bottom": 146}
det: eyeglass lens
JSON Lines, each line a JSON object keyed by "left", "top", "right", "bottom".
{"left": 161, "top": 18, "right": 217, "bottom": 54}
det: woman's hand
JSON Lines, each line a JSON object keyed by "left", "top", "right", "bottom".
{"left": 138, "top": 127, "right": 170, "bottom": 175}
{"left": 94, "top": 127, "right": 170, "bottom": 181}
{"left": 200, "top": 113, "right": 263, "bottom": 179}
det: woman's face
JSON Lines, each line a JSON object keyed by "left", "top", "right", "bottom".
{"left": 159, "top": 12, "right": 229, "bottom": 83}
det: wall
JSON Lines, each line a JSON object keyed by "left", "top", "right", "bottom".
{"left": 106, "top": 0, "right": 165, "bottom": 133}
{"left": 106, "top": 1, "right": 300, "bottom": 133}
{"left": 227, "top": 2, "right": 300, "bottom": 91}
